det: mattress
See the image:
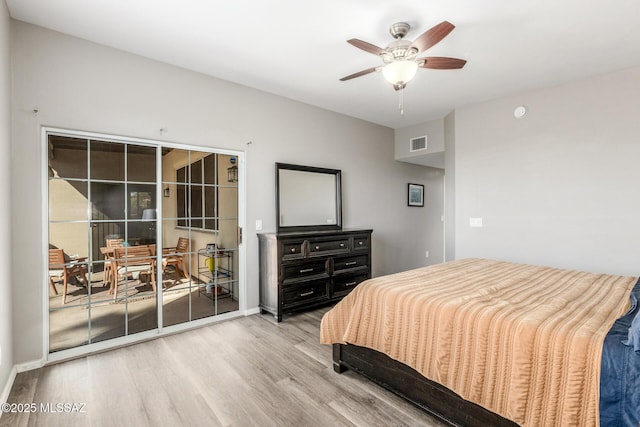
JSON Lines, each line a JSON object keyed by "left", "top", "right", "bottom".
{"left": 321, "top": 258, "right": 637, "bottom": 426}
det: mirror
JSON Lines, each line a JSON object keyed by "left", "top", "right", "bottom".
{"left": 276, "top": 163, "right": 342, "bottom": 233}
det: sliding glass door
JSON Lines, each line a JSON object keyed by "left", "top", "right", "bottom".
{"left": 160, "top": 148, "right": 240, "bottom": 327}
{"left": 46, "top": 130, "right": 242, "bottom": 354}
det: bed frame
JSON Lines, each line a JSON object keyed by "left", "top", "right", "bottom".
{"left": 332, "top": 343, "right": 518, "bottom": 427}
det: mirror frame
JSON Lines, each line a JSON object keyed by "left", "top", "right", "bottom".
{"left": 275, "top": 162, "right": 342, "bottom": 233}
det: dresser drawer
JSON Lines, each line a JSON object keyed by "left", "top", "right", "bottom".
{"left": 308, "top": 238, "right": 350, "bottom": 256}
{"left": 333, "top": 273, "right": 368, "bottom": 297}
{"left": 281, "top": 240, "right": 305, "bottom": 260}
{"left": 283, "top": 279, "right": 328, "bottom": 308}
{"left": 353, "top": 235, "right": 370, "bottom": 251}
{"left": 258, "top": 229, "right": 372, "bottom": 322}
{"left": 333, "top": 255, "right": 368, "bottom": 273}
{"left": 282, "top": 259, "right": 327, "bottom": 282}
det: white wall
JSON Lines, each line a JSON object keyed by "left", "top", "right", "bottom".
{"left": 10, "top": 21, "right": 433, "bottom": 364}
{"left": 454, "top": 66, "right": 640, "bottom": 276}
{"left": 0, "top": 0, "right": 13, "bottom": 402}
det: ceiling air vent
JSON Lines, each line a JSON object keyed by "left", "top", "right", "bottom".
{"left": 410, "top": 136, "right": 427, "bottom": 152}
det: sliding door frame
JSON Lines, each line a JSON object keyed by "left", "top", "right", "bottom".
{"left": 42, "top": 127, "right": 246, "bottom": 363}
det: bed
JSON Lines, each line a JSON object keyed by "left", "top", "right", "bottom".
{"left": 320, "top": 258, "right": 640, "bottom": 426}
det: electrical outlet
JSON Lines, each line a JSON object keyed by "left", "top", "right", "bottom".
{"left": 425, "top": 251, "right": 430, "bottom": 258}
{"left": 255, "top": 219, "right": 263, "bottom": 231}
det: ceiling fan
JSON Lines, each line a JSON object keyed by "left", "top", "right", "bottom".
{"left": 340, "top": 21, "right": 467, "bottom": 91}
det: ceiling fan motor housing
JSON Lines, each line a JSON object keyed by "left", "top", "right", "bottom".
{"left": 382, "top": 39, "right": 418, "bottom": 64}
{"left": 389, "top": 22, "right": 411, "bottom": 39}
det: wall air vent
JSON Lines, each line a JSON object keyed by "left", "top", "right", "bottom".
{"left": 410, "top": 136, "right": 427, "bottom": 152}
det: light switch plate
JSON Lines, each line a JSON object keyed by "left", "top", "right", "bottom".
{"left": 255, "top": 219, "right": 263, "bottom": 231}
{"left": 469, "top": 217, "right": 483, "bottom": 227}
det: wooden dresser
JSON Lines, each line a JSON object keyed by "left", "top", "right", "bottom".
{"left": 258, "top": 229, "right": 372, "bottom": 322}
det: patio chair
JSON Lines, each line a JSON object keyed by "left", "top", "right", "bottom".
{"left": 49, "top": 248, "right": 88, "bottom": 305}
{"left": 112, "top": 244, "right": 156, "bottom": 300}
{"left": 106, "top": 238, "right": 124, "bottom": 247}
{"left": 162, "top": 237, "right": 190, "bottom": 279}
{"left": 101, "top": 238, "right": 124, "bottom": 287}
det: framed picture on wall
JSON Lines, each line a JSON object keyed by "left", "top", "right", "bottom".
{"left": 408, "top": 183, "right": 424, "bottom": 207}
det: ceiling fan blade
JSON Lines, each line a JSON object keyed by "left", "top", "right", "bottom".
{"left": 340, "top": 67, "right": 379, "bottom": 81}
{"left": 347, "top": 39, "right": 386, "bottom": 56}
{"left": 419, "top": 57, "right": 467, "bottom": 69}
{"left": 410, "top": 21, "right": 455, "bottom": 53}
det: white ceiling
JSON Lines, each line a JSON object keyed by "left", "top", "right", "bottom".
{"left": 6, "top": 0, "right": 640, "bottom": 129}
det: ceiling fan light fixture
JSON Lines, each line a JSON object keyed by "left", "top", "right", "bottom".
{"left": 341, "top": 20, "right": 465, "bottom": 116}
{"left": 382, "top": 60, "right": 418, "bottom": 86}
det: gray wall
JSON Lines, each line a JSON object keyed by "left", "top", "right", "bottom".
{"left": 10, "top": 21, "right": 433, "bottom": 365}
{"left": 0, "top": 0, "right": 13, "bottom": 402}
{"left": 422, "top": 168, "right": 445, "bottom": 265}
{"left": 443, "top": 111, "right": 455, "bottom": 262}
{"left": 394, "top": 119, "right": 447, "bottom": 265}
{"left": 454, "top": 66, "right": 640, "bottom": 276}
{"left": 394, "top": 120, "right": 445, "bottom": 168}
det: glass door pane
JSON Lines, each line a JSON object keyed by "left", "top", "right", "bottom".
{"left": 48, "top": 133, "right": 159, "bottom": 352}
{"left": 48, "top": 135, "right": 90, "bottom": 352}
{"left": 161, "top": 150, "right": 240, "bottom": 327}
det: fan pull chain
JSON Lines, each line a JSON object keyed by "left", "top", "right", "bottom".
{"left": 399, "top": 87, "right": 405, "bottom": 117}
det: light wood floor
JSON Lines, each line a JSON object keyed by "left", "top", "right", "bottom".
{"left": 2, "top": 307, "right": 446, "bottom": 427}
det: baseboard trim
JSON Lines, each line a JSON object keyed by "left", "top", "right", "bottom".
{"left": 244, "top": 306, "right": 261, "bottom": 316}
{"left": 16, "top": 359, "right": 44, "bottom": 373}
{"left": 0, "top": 365, "right": 17, "bottom": 407}
{"left": 0, "top": 359, "right": 44, "bottom": 419}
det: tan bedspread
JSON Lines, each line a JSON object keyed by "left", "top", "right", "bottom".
{"left": 320, "top": 258, "right": 636, "bottom": 426}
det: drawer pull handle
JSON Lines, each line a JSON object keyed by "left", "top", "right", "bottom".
{"left": 346, "top": 281, "right": 357, "bottom": 287}
{"left": 290, "top": 248, "right": 296, "bottom": 253}
{"left": 315, "top": 245, "right": 320, "bottom": 250}
{"left": 358, "top": 241, "right": 364, "bottom": 245}
{"left": 339, "top": 243, "right": 345, "bottom": 247}
{"left": 299, "top": 268, "right": 314, "bottom": 273}
{"left": 345, "top": 261, "right": 357, "bottom": 266}
{"left": 300, "top": 290, "right": 314, "bottom": 297}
